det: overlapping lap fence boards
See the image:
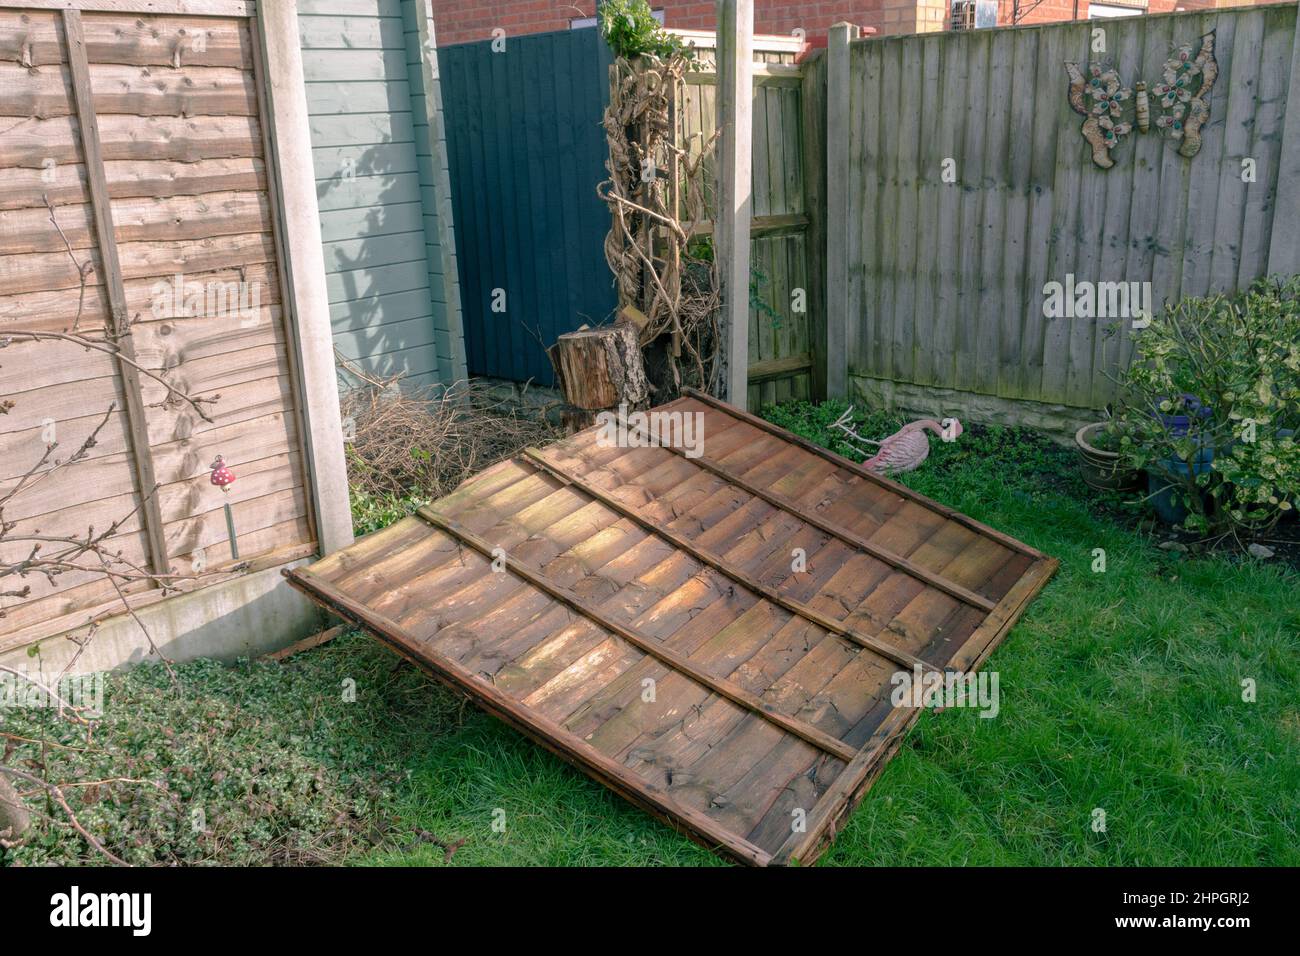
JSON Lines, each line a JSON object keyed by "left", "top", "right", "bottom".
{"left": 286, "top": 393, "right": 1056, "bottom": 865}
{"left": 827, "top": 5, "right": 1300, "bottom": 421}
{"left": 0, "top": 2, "right": 317, "bottom": 650}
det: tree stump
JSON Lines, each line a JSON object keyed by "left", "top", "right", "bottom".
{"left": 547, "top": 322, "right": 650, "bottom": 423}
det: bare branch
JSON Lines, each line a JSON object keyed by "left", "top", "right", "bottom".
{"left": 0, "top": 765, "right": 130, "bottom": 866}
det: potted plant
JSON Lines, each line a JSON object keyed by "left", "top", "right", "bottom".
{"left": 1144, "top": 393, "right": 1215, "bottom": 525}
{"left": 1110, "top": 278, "right": 1300, "bottom": 536}
{"left": 1074, "top": 417, "right": 1142, "bottom": 492}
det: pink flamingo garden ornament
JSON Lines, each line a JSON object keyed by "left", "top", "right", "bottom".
{"left": 830, "top": 408, "right": 963, "bottom": 475}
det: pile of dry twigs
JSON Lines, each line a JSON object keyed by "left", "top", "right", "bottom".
{"left": 338, "top": 370, "right": 559, "bottom": 500}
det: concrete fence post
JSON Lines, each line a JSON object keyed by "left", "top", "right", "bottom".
{"left": 826, "top": 21, "right": 858, "bottom": 401}
{"left": 715, "top": 0, "right": 754, "bottom": 409}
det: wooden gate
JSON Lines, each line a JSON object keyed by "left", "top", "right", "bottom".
{"left": 0, "top": 1, "right": 325, "bottom": 651}
{"left": 679, "top": 32, "right": 822, "bottom": 408}
{"left": 286, "top": 391, "right": 1055, "bottom": 865}
{"left": 438, "top": 27, "right": 616, "bottom": 386}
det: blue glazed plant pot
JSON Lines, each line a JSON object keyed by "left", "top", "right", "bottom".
{"left": 1155, "top": 393, "right": 1213, "bottom": 437}
{"left": 1147, "top": 446, "right": 1215, "bottom": 525}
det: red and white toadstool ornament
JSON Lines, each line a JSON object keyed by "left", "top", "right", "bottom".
{"left": 209, "top": 455, "right": 236, "bottom": 492}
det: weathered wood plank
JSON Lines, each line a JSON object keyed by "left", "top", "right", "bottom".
{"left": 0, "top": 10, "right": 252, "bottom": 69}
{"left": 0, "top": 157, "right": 266, "bottom": 210}
{"left": 995, "top": 26, "right": 1037, "bottom": 401}
{"left": 523, "top": 446, "right": 942, "bottom": 672}
{"left": 1, "top": 231, "right": 275, "bottom": 294}
{"left": 285, "top": 565, "right": 775, "bottom": 867}
{"left": 418, "top": 507, "right": 862, "bottom": 763}
{"left": 0, "top": 190, "right": 270, "bottom": 254}
{"left": 0, "top": 114, "right": 261, "bottom": 167}
{"left": 0, "top": 60, "right": 258, "bottom": 118}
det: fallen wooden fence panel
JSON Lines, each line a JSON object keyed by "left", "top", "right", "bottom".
{"left": 286, "top": 393, "right": 1056, "bottom": 865}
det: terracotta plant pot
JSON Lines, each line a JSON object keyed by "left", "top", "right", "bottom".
{"left": 1075, "top": 422, "right": 1142, "bottom": 493}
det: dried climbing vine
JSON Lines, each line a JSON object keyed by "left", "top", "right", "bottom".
{"left": 598, "top": 2, "right": 721, "bottom": 394}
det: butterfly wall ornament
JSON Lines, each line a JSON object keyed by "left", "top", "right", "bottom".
{"left": 1155, "top": 32, "right": 1219, "bottom": 158}
{"left": 1065, "top": 60, "right": 1133, "bottom": 169}
{"left": 1065, "top": 31, "right": 1218, "bottom": 169}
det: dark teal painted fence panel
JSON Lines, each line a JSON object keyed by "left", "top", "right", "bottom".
{"left": 440, "top": 28, "right": 615, "bottom": 385}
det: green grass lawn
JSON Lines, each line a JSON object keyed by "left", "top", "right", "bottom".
{"left": 6, "top": 402, "right": 1296, "bottom": 866}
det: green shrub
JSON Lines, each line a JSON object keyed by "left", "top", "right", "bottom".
{"left": 350, "top": 488, "right": 427, "bottom": 536}
{"left": 598, "top": 0, "right": 693, "bottom": 60}
{"left": 1112, "top": 277, "right": 1300, "bottom": 535}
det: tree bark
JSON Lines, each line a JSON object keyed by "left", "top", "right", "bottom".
{"left": 0, "top": 770, "right": 32, "bottom": 843}
{"left": 547, "top": 321, "right": 651, "bottom": 412}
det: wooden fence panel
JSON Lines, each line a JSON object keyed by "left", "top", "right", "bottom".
{"left": 826, "top": 5, "right": 1300, "bottom": 423}
{"left": 287, "top": 392, "right": 1056, "bottom": 865}
{"left": 682, "top": 38, "right": 815, "bottom": 407}
{"left": 0, "top": 4, "right": 316, "bottom": 647}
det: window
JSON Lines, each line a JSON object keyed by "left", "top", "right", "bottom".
{"left": 1088, "top": 2, "right": 1146, "bottom": 17}
{"left": 950, "top": 0, "right": 997, "bottom": 30}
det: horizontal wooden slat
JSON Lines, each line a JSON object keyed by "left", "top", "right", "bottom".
{"left": 0, "top": 190, "right": 270, "bottom": 253}
{"left": 0, "top": 157, "right": 265, "bottom": 209}
{"left": 7, "top": 2, "right": 256, "bottom": 20}
{"left": 686, "top": 212, "right": 808, "bottom": 238}
{"left": 747, "top": 353, "right": 812, "bottom": 382}
{"left": 688, "top": 63, "right": 804, "bottom": 85}
{"left": 165, "top": 485, "right": 305, "bottom": 560}
{"left": 0, "top": 9, "right": 252, "bottom": 69}
{"left": 0, "top": 260, "right": 278, "bottom": 330}
{"left": 0, "top": 60, "right": 257, "bottom": 117}
{"left": 0, "top": 230, "right": 275, "bottom": 293}
{"left": 0, "top": 114, "right": 261, "bottom": 167}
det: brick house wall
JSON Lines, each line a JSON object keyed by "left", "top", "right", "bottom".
{"left": 998, "top": 0, "right": 1173, "bottom": 25}
{"left": 429, "top": 0, "right": 1287, "bottom": 50}
{"left": 430, "top": 3, "right": 887, "bottom": 48}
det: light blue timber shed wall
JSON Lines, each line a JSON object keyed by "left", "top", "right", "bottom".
{"left": 297, "top": 0, "right": 465, "bottom": 389}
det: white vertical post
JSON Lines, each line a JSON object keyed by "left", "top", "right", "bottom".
{"left": 715, "top": 0, "right": 753, "bottom": 409}
{"left": 825, "top": 21, "right": 858, "bottom": 401}
{"left": 258, "top": 0, "right": 354, "bottom": 554}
